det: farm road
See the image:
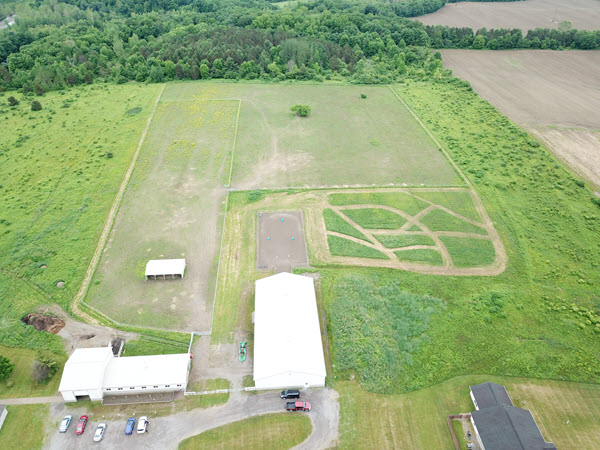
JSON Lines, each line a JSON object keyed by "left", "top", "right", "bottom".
{"left": 45, "top": 388, "right": 339, "bottom": 449}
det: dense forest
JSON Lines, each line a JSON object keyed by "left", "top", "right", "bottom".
{"left": 0, "top": 0, "right": 598, "bottom": 93}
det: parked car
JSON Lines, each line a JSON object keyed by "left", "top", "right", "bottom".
{"left": 137, "top": 416, "right": 149, "bottom": 434}
{"left": 280, "top": 389, "right": 301, "bottom": 399}
{"left": 125, "top": 417, "right": 136, "bottom": 435}
{"left": 59, "top": 415, "right": 72, "bottom": 433}
{"left": 75, "top": 415, "right": 88, "bottom": 435}
{"left": 286, "top": 401, "right": 311, "bottom": 411}
{"left": 93, "top": 423, "right": 106, "bottom": 442}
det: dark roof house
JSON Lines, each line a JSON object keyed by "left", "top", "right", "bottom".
{"left": 469, "top": 382, "right": 556, "bottom": 450}
{"left": 470, "top": 382, "right": 513, "bottom": 410}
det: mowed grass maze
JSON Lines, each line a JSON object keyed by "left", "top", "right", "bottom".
{"left": 323, "top": 188, "right": 501, "bottom": 272}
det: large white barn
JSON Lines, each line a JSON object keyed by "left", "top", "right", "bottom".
{"left": 253, "top": 272, "right": 326, "bottom": 389}
{"left": 59, "top": 345, "right": 190, "bottom": 402}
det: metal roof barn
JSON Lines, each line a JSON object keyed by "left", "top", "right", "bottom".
{"left": 145, "top": 259, "right": 186, "bottom": 279}
{"left": 253, "top": 272, "right": 326, "bottom": 389}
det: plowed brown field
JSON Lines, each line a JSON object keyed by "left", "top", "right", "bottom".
{"left": 413, "top": 0, "right": 600, "bottom": 31}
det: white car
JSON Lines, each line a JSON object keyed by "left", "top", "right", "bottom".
{"left": 137, "top": 416, "right": 149, "bottom": 434}
{"left": 59, "top": 415, "right": 72, "bottom": 433}
{"left": 93, "top": 423, "right": 106, "bottom": 442}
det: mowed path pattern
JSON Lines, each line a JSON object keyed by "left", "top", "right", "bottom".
{"left": 441, "top": 49, "right": 600, "bottom": 186}
{"left": 413, "top": 0, "right": 600, "bottom": 31}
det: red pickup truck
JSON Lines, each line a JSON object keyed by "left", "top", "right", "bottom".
{"left": 286, "top": 401, "right": 311, "bottom": 411}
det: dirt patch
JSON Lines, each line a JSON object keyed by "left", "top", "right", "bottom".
{"left": 56, "top": 281, "right": 64, "bottom": 288}
{"left": 257, "top": 211, "right": 309, "bottom": 273}
{"left": 531, "top": 127, "right": 600, "bottom": 187}
{"left": 21, "top": 313, "right": 66, "bottom": 334}
{"left": 413, "top": 0, "right": 600, "bottom": 31}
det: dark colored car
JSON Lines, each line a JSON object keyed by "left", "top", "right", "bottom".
{"left": 280, "top": 389, "right": 301, "bottom": 399}
{"left": 286, "top": 401, "right": 311, "bottom": 411}
{"left": 75, "top": 415, "right": 88, "bottom": 435}
{"left": 125, "top": 418, "right": 136, "bottom": 435}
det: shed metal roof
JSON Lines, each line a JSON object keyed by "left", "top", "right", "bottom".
{"left": 145, "top": 259, "right": 186, "bottom": 277}
{"left": 103, "top": 353, "right": 190, "bottom": 388}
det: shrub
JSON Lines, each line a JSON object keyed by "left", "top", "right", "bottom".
{"left": 31, "top": 101, "right": 42, "bottom": 111}
{"left": 360, "top": 93, "right": 367, "bottom": 99}
{"left": 31, "top": 351, "right": 59, "bottom": 382}
{"left": 290, "top": 104, "right": 311, "bottom": 117}
{"left": 0, "top": 355, "right": 14, "bottom": 380}
{"left": 7, "top": 96, "right": 19, "bottom": 106}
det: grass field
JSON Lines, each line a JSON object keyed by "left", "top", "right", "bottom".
{"left": 0, "top": 404, "right": 48, "bottom": 449}
{"left": 0, "top": 83, "right": 159, "bottom": 352}
{"left": 121, "top": 338, "right": 189, "bottom": 357}
{"left": 337, "top": 375, "right": 600, "bottom": 448}
{"left": 86, "top": 91, "right": 238, "bottom": 331}
{"left": 413, "top": 0, "right": 600, "bottom": 31}
{"left": 0, "top": 345, "right": 66, "bottom": 399}
{"left": 179, "top": 413, "right": 312, "bottom": 450}
{"left": 160, "top": 83, "right": 463, "bottom": 189}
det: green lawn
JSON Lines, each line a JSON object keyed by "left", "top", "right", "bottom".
{"left": 160, "top": 83, "right": 463, "bottom": 188}
{"left": 121, "top": 338, "right": 189, "bottom": 357}
{"left": 0, "top": 84, "right": 160, "bottom": 351}
{"left": 342, "top": 208, "right": 407, "bottom": 229}
{"left": 337, "top": 376, "right": 600, "bottom": 449}
{"left": 440, "top": 236, "right": 496, "bottom": 267}
{"left": 414, "top": 190, "right": 481, "bottom": 222}
{"left": 327, "top": 235, "right": 389, "bottom": 259}
{"left": 323, "top": 208, "right": 369, "bottom": 241}
{"left": 420, "top": 209, "right": 486, "bottom": 234}
{"left": 0, "top": 405, "right": 48, "bottom": 449}
{"left": 329, "top": 192, "right": 429, "bottom": 216}
{"left": 375, "top": 234, "right": 436, "bottom": 248}
{"left": 395, "top": 248, "right": 444, "bottom": 265}
{"left": 179, "top": 413, "right": 312, "bottom": 449}
{"left": 0, "top": 345, "right": 66, "bottom": 399}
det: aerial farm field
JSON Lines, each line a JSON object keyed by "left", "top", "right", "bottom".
{"left": 163, "top": 83, "right": 464, "bottom": 189}
{"left": 413, "top": 0, "right": 600, "bottom": 31}
{"left": 441, "top": 50, "right": 600, "bottom": 185}
{"left": 86, "top": 87, "right": 239, "bottom": 331}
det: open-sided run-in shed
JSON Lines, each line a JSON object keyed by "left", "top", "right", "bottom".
{"left": 145, "top": 259, "right": 186, "bottom": 280}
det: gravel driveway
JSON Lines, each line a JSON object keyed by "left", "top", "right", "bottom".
{"left": 45, "top": 388, "right": 339, "bottom": 449}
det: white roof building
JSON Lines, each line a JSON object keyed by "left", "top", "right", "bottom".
{"left": 58, "top": 345, "right": 190, "bottom": 403}
{"left": 145, "top": 259, "right": 186, "bottom": 279}
{"left": 253, "top": 272, "right": 326, "bottom": 389}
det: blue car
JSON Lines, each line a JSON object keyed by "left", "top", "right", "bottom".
{"left": 125, "top": 418, "right": 136, "bottom": 435}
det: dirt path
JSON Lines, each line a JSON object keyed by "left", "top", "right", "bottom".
{"left": 70, "top": 84, "right": 165, "bottom": 324}
{"left": 44, "top": 388, "right": 339, "bottom": 450}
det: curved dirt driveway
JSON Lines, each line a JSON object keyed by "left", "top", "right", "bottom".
{"left": 45, "top": 388, "right": 339, "bottom": 450}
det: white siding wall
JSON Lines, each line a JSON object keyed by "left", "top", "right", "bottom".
{"left": 255, "top": 372, "right": 325, "bottom": 389}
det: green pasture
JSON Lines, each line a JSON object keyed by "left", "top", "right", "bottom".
{"left": 395, "top": 248, "right": 444, "bottom": 265}
{"left": 0, "top": 84, "right": 159, "bottom": 350}
{"left": 375, "top": 234, "right": 435, "bottom": 248}
{"left": 179, "top": 413, "right": 312, "bottom": 450}
{"left": 327, "top": 235, "right": 388, "bottom": 259}
{"left": 86, "top": 94, "right": 238, "bottom": 331}
{"left": 161, "top": 83, "right": 463, "bottom": 189}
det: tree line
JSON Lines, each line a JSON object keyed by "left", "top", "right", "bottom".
{"left": 0, "top": 0, "right": 598, "bottom": 94}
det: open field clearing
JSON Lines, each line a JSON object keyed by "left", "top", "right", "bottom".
{"left": 0, "top": 84, "right": 160, "bottom": 351}
{"left": 441, "top": 50, "right": 600, "bottom": 185}
{"left": 179, "top": 413, "right": 312, "bottom": 449}
{"left": 162, "top": 83, "right": 463, "bottom": 188}
{"left": 337, "top": 376, "right": 600, "bottom": 448}
{"left": 413, "top": 0, "right": 600, "bottom": 31}
{"left": 86, "top": 93, "right": 238, "bottom": 331}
